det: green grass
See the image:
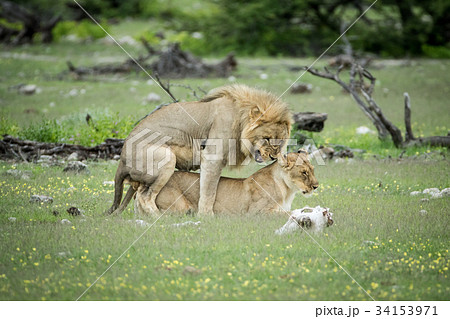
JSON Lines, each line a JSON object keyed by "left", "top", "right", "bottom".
{"left": 0, "top": 19, "right": 449, "bottom": 301}
{"left": 0, "top": 160, "right": 448, "bottom": 300}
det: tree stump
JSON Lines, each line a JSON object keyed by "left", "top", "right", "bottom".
{"left": 293, "top": 112, "right": 328, "bottom": 132}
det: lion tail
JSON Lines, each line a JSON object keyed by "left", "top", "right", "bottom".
{"left": 111, "top": 186, "right": 136, "bottom": 215}
{"left": 104, "top": 160, "right": 128, "bottom": 215}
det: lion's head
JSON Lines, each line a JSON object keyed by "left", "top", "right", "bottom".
{"left": 279, "top": 150, "right": 318, "bottom": 195}
{"left": 202, "top": 85, "right": 292, "bottom": 164}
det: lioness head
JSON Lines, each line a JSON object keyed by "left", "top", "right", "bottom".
{"left": 278, "top": 150, "right": 318, "bottom": 195}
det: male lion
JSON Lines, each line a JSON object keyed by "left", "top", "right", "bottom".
{"left": 131, "top": 150, "right": 318, "bottom": 215}
{"left": 106, "top": 84, "right": 292, "bottom": 216}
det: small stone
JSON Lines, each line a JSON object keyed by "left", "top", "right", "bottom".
{"left": 227, "top": 76, "right": 236, "bottom": 82}
{"left": 419, "top": 210, "right": 427, "bottom": 215}
{"left": 8, "top": 217, "right": 16, "bottom": 222}
{"left": 440, "top": 188, "right": 450, "bottom": 197}
{"left": 146, "top": 93, "right": 161, "bottom": 102}
{"left": 61, "top": 219, "right": 72, "bottom": 225}
{"left": 38, "top": 155, "right": 53, "bottom": 163}
{"left": 20, "top": 84, "right": 37, "bottom": 95}
{"left": 68, "top": 89, "right": 78, "bottom": 96}
{"left": 362, "top": 240, "right": 380, "bottom": 246}
{"left": 63, "top": 161, "right": 88, "bottom": 173}
{"left": 423, "top": 188, "right": 440, "bottom": 194}
{"left": 135, "top": 219, "right": 149, "bottom": 227}
{"left": 67, "top": 207, "right": 81, "bottom": 216}
{"left": 113, "top": 155, "right": 121, "bottom": 160}
{"left": 259, "top": 73, "right": 268, "bottom": 80}
{"left": 410, "top": 191, "right": 421, "bottom": 196}
{"left": 103, "top": 181, "right": 115, "bottom": 186}
{"left": 356, "top": 126, "right": 375, "bottom": 135}
{"left": 67, "top": 152, "right": 79, "bottom": 161}
{"left": 183, "top": 266, "right": 202, "bottom": 275}
{"left": 5, "top": 169, "right": 32, "bottom": 180}
{"left": 290, "top": 83, "right": 313, "bottom": 94}
{"left": 431, "top": 192, "right": 443, "bottom": 199}
{"left": 30, "top": 195, "right": 53, "bottom": 204}
{"left": 420, "top": 198, "right": 429, "bottom": 202}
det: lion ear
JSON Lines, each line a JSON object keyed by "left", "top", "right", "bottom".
{"left": 279, "top": 153, "right": 295, "bottom": 170}
{"left": 249, "top": 106, "right": 262, "bottom": 122}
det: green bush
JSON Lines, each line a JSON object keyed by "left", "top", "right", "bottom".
{"left": 52, "top": 20, "right": 109, "bottom": 42}
{"left": 1, "top": 112, "right": 135, "bottom": 147}
{"left": 422, "top": 45, "right": 450, "bottom": 58}
{"left": 21, "top": 119, "right": 63, "bottom": 144}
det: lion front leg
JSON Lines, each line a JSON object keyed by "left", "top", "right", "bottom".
{"left": 198, "top": 159, "right": 223, "bottom": 216}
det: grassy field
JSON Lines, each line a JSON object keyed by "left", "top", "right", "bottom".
{"left": 0, "top": 20, "right": 449, "bottom": 300}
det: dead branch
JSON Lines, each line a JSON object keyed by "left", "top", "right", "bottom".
{"left": 153, "top": 72, "right": 177, "bottom": 102}
{"left": 63, "top": 42, "right": 237, "bottom": 79}
{"left": 302, "top": 64, "right": 450, "bottom": 148}
{"left": 0, "top": 135, "right": 124, "bottom": 162}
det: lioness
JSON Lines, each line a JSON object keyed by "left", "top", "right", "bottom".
{"left": 106, "top": 85, "right": 292, "bottom": 216}
{"left": 130, "top": 151, "right": 318, "bottom": 215}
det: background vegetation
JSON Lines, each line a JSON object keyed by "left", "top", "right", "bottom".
{"left": 6, "top": 0, "right": 450, "bottom": 57}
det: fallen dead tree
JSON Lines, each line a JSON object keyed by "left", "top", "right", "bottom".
{"left": 293, "top": 112, "right": 328, "bottom": 132}
{"left": 64, "top": 41, "right": 237, "bottom": 79}
{"left": 302, "top": 64, "right": 450, "bottom": 148}
{"left": 0, "top": 135, "right": 124, "bottom": 162}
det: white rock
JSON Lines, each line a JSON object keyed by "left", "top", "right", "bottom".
{"left": 119, "top": 35, "right": 137, "bottom": 46}
{"left": 227, "top": 76, "right": 236, "bottom": 82}
{"left": 68, "top": 89, "right": 78, "bottom": 96}
{"left": 49, "top": 102, "right": 56, "bottom": 107}
{"left": 20, "top": 84, "right": 37, "bottom": 95}
{"left": 170, "top": 221, "right": 201, "bottom": 228}
{"left": 30, "top": 195, "right": 53, "bottom": 204}
{"left": 191, "top": 32, "right": 203, "bottom": 39}
{"left": 146, "top": 93, "right": 161, "bottom": 102}
{"left": 420, "top": 198, "right": 430, "bottom": 202}
{"left": 362, "top": 240, "right": 380, "bottom": 246}
{"left": 103, "top": 181, "right": 115, "bottom": 186}
{"left": 63, "top": 161, "right": 88, "bottom": 173}
{"left": 419, "top": 210, "right": 427, "bottom": 215}
{"left": 440, "top": 188, "right": 450, "bottom": 197}
{"left": 61, "top": 219, "right": 72, "bottom": 225}
{"left": 80, "top": 89, "right": 86, "bottom": 94}
{"left": 67, "top": 152, "right": 79, "bottom": 161}
{"left": 129, "top": 87, "right": 136, "bottom": 93}
{"left": 127, "top": 219, "right": 149, "bottom": 227}
{"left": 423, "top": 188, "right": 440, "bottom": 194}
{"left": 259, "top": 73, "right": 268, "bottom": 80}
{"left": 410, "top": 191, "right": 421, "bottom": 196}
{"left": 431, "top": 192, "right": 443, "bottom": 199}
{"left": 356, "top": 126, "right": 374, "bottom": 135}
{"left": 8, "top": 217, "right": 16, "bottom": 222}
